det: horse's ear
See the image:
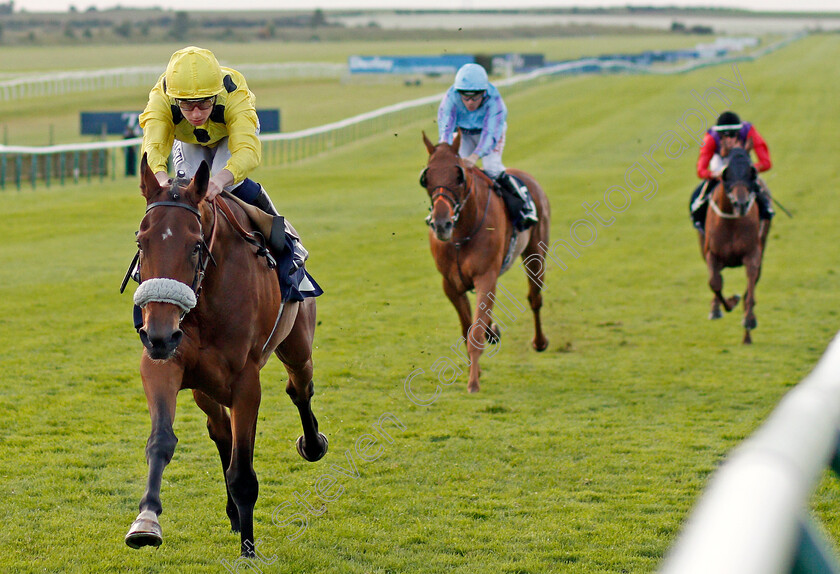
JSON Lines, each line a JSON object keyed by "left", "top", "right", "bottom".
{"left": 422, "top": 131, "right": 435, "bottom": 155}
{"left": 452, "top": 130, "right": 461, "bottom": 154}
{"left": 139, "top": 152, "right": 158, "bottom": 200}
{"left": 192, "top": 160, "right": 211, "bottom": 202}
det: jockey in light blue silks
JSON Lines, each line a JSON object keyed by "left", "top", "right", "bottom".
{"left": 437, "top": 63, "right": 537, "bottom": 231}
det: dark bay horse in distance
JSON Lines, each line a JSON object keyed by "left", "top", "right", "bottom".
{"left": 420, "top": 131, "right": 550, "bottom": 393}
{"left": 703, "top": 147, "right": 766, "bottom": 344}
{"left": 125, "top": 155, "right": 328, "bottom": 556}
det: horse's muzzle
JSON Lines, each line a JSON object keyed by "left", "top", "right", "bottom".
{"left": 139, "top": 325, "right": 183, "bottom": 360}
{"left": 432, "top": 218, "right": 454, "bottom": 241}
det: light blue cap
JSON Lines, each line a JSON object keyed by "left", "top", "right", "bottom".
{"left": 453, "top": 63, "right": 489, "bottom": 92}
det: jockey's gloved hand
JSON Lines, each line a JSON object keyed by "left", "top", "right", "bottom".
{"left": 463, "top": 153, "right": 479, "bottom": 168}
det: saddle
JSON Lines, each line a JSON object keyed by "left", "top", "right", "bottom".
{"left": 223, "top": 193, "right": 322, "bottom": 302}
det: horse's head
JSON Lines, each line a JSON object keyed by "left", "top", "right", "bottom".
{"left": 720, "top": 147, "right": 757, "bottom": 217}
{"left": 420, "top": 131, "right": 468, "bottom": 241}
{"left": 134, "top": 153, "right": 212, "bottom": 360}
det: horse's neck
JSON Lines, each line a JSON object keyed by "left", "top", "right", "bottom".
{"left": 454, "top": 173, "right": 486, "bottom": 234}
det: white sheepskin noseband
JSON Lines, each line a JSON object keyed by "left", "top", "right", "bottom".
{"left": 133, "top": 278, "right": 197, "bottom": 312}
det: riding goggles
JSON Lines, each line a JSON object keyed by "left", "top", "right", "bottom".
{"left": 459, "top": 91, "right": 485, "bottom": 102}
{"left": 176, "top": 97, "right": 216, "bottom": 112}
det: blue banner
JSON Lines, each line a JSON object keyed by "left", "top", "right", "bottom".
{"left": 348, "top": 55, "right": 474, "bottom": 75}
{"left": 80, "top": 109, "right": 282, "bottom": 136}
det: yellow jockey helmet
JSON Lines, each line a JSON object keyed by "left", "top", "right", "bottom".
{"left": 164, "top": 46, "right": 225, "bottom": 99}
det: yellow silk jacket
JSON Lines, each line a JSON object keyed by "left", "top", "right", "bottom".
{"left": 139, "top": 67, "right": 261, "bottom": 184}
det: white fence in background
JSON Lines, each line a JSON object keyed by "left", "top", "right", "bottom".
{"left": 0, "top": 62, "right": 345, "bottom": 101}
{"left": 0, "top": 33, "right": 804, "bottom": 190}
{"left": 660, "top": 331, "right": 840, "bottom": 574}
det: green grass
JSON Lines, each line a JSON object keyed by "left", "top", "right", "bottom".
{"left": 1, "top": 33, "right": 839, "bottom": 573}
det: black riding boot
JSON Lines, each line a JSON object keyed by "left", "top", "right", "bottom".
{"left": 253, "top": 187, "right": 281, "bottom": 217}
{"left": 495, "top": 172, "right": 537, "bottom": 231}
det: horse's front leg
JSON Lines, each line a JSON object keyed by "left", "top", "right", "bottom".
{"left": 706, "top": 254, "right": 739, "bottom": 314}
{"left": 192, "top": 389, "right": 239, "bottom": 533}
{"left": 742, "top": 253, "right": 761, "bottom": 344}
{"left": 466, "top": 275, "right": 501, "bottom": 393}
{"left": 227, "top": 367, "right": 262, "bottom": 557}
{"left": 125, "top": 358, "right": 182, "bottom": 549}
{"left": 277, "top": 298, "right": 328, "bottom": 463}
{"left": 442, "top": 277, "right": 473, "bottom": 341}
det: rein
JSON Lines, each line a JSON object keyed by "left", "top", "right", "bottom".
{"left": 447, "top": 168, "right": 493, "bottom": 289}
{"left": 214, "top": 196, "right": 276, "bottom": 269}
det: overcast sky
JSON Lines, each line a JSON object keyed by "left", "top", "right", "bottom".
{"left": 10, "top": 0, "right": 840, "bottom": 13}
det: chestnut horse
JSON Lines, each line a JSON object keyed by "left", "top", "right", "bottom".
{"left": 703, "top": 147, "right": 765, "bottom": 344}
{"left": 124, "top": 155, "right": 328, "bottom": 556}
{"left": 421, "top": 131, "right": 550, "bottom": 392}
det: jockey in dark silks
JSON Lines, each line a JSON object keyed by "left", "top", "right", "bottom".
{"left": 689, "top": 110, "right": 775, "bottom": 254}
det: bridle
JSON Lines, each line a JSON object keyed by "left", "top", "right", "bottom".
{"left": 709, "top": 179, "right": 756, "bottom": 219}
{"left": 127, "top": 193, "right": 218, "bottom": 321}
{"left": 421, "top": 162, "right": 493, "bottom": 288}
{"left": 143, "top": 198, "right": 217, "bottom": 294}
{"left": 421, "top": 164, "right": 471, "bottom": 226}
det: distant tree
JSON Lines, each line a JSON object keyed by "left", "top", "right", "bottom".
{"left": 0, "top": 23, "right": 4, "bottom": 42}
{"left": 69, "top": 5, "right": 77, "bottom": 12}
{"left": 311, "top": 8, "right": 326, "bottom": 28}
{"left": 63, "top": 24, "right": 75, "bottom": 39}
{"left": 258, "top": 23, "right": 275, "bottom": 39}
{"left": 114, "top": 20, "right": 131, "bottom": 38}
{"left": 170, "top": 11, "right": 189, "bottom": 41}
{"left": 139, "top": 23, "right": 149, "bottom": 38}
{"left": 85, "top": 5, "right": 97, "bottom": 11}
{"left": 82, "top": 27, "right": 92, "bottom": 39}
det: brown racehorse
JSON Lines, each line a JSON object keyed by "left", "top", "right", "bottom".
{"left": 421, "top": 131, "right": 550, "bottom": 393}
{"left": 124, "top": 155, "right": 328, "bottom": 556}
{"left": 702, "top": 147, "right": 765, "bottom": 344}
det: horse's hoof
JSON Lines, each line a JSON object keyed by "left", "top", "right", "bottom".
{"left": 296, "top": 433, "right": 328, "bottom": 462}
{"left": 467, "top": 383, "right": 480, "bottom": 393}
{"left": 125, "top": 512, "right": 163, "bottom": 549}
{"left": 485, "top": 323, "right": 501, "bottom": 345}
{"left": 709, "top": 309, "right": 723, "bottom": 320}
{"left": 743, "top": 317, "right": 757, "bottom": 330}
{"left": 532, "top": 338, "right": 548, "bottom": 352}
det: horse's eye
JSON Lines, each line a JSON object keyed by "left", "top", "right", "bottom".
{"left": 192, "top": 243, "right": 202, "bottom": 255}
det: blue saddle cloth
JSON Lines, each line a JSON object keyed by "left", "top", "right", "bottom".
{"left": 274, "top": 229, "right": 323, "bottom": 302}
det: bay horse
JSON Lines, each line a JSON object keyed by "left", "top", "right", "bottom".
{"left": 702, "top": 147, "right": 765, "bottom": 344}
{"left": 124, "top": 154, "right": 328, "bottom": 556}
{"left": 420, "top": 131, "right": 550, "bottom": 393}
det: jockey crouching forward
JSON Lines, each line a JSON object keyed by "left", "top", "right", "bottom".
{"left": 134, "top": 46, "right": 319, "bottom": 328}
{"left": 437, "top": 63, "right": 538, "bottom": 232}
{"left": 689, "top": 110, "right": 775, "bottom": 253}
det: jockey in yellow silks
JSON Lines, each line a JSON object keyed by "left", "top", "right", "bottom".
{"left": 139, "top": 46, "right": 273, "bottom": 211}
